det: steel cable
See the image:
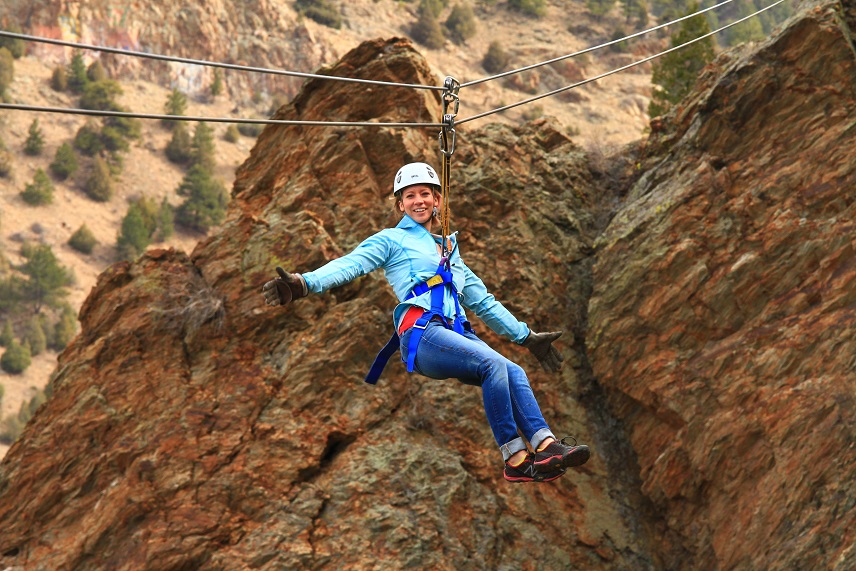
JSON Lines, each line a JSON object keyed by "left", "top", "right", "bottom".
{"left": 457, "top": 0, "right": 787, "bottom": 125}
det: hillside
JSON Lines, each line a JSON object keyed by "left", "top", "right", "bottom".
{"left": 0, "top": 0, "right": 659, "bottom": 457}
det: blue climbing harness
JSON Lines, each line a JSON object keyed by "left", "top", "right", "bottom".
{"left": 364, "top": 259, "right": 470, "bottom": 384}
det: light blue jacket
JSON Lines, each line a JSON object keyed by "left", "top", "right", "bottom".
{"left": 302, "top": 215, "right": 530, "bottom": 344}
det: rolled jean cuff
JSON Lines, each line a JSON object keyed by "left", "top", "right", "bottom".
{"left": 530, "top": 428, "right": 556, "bottom": 452}
{"left": 499, "top": 437, "right": 528, "bottom": 462}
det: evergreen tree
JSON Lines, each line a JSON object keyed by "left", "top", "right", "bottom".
{"left": 74, "top": 121, "right": 104, "bottom": 156}
{"left": 24, "top": 119, "right": 45, "bottom": 156}
{"left": 19, "top": 242, "right": 72, "bottom": 313}
{"left": 0, "top": 47, "right": 13, "bottom": 100}
{"left": 482, "top": 41, "right": 509, "bottom": 74}
{"left": 116, "top": 202, "right": 152, "bottom": 260}
{"left": 587, "top": 0, "right": 616, "bottom": 19}
{"left": 50, "top": 143, "right": 79, "bottom": 180}
{"left": 158, "top": 197, "right": 175, "bottom": 240}
{"left": 67, "top": 50, "right": 89, "bottom": 94}
{"left": 726, "top": 0, "right": 765, "bottom": 45}
{"left": 445, "top": 3, "right": 477, "bottom": 44}
{"left": 0, "top": 319, "right": 13, "bottom": 347}
{"left": 162, "top": 88, "right": 188, "bottom": 128}
{"left": 223, "top": 124, "right": 240, "bottom": 143}
{"left": 211, "top": 68, "right": 224, "bottom": 96}
{"left": 68, "top": 224, "right": 98, "bottom": 254}
{"left": 52, "top": 303, "right": 77, "bottom": 351}
{"left": 20, "top": 169, "right": 54, "bottom": 206}
{"left": 166, "top": 122, "right": 193, "bottom": 164}
{"left": 648, "top": 4, "right": 715, "bottom": 118}
{"left": 84, "top": 156, "right": 113, "bottom": 202}
{"left": 24, "top": 317, "right": 46, "bottom": 356}
{"left": 175, "top": 165, "right": 229, "bottom": 232}
{"left": 295, "top": 0, "right": 343, "bottom": 29}
{"left": 0, "top": 338, "right": 30, "bottom": 374}
{"left": 0, "top": 21, "right": 25, "bottom": 59}
{"left": 80, "top": 80, "right": 123, "bottom": 111}
{"left": 86, "top": 60, "right": 108, "bottom": 82}
{"left": 191, "top": 122, "right": 217, "bottom": 170}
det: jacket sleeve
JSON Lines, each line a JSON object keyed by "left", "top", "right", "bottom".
{"left": 302, "top": 231, "right": 394, "bottom": 293}
{"left": 459, "top": 259, "right": 530, "bottom": 344}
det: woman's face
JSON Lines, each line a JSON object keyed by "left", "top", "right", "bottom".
{"left": 398, "top": 184, "right": 439, "bottom": 229}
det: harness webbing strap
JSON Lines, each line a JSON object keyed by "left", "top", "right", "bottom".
{"left": 364, "top": 261, "right": 469, "bottom": 384}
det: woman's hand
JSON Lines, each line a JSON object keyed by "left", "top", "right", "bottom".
{"left": 522, "top": 330, "right": 564, "bottom": 372}
{"left": 262, "top": 267, "right": 308, "bottom": 306}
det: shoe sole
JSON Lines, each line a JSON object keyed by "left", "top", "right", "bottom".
{"left": 504, "top": 470, "right": 565, "bottom": 483}
{"left": 533, "top": 445, "right": 591, "bottom": 471}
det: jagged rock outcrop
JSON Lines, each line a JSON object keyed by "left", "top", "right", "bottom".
{"left": 588, "top": 0, "right": 856, "bottom": 569}
{"left": 0, "top": 38, "right": 649, "bottom": 570}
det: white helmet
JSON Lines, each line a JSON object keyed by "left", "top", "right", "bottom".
{"left": 393, "top": 162, "right": 440, "bottom": 195}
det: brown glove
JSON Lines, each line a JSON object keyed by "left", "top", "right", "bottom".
{"left": 262, "top": 267, "right": 308, "bottom": 307}
{"left": 522, "top": 330, "right": 564, "bottom": 373}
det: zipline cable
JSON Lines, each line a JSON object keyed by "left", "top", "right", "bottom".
{"left": 0, "top": 30, "right": 446, "bottom": 92}
{"left": 461, "top": 0, "right": 737, "bottom": 88}
{"left": 0, "top": 103, "right": 445, "bottom": 129}
{"left": 457, "top": 0, "right": 787, "bottom": 125}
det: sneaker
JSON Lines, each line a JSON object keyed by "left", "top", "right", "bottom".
{"left": 504, "top": 453, "right": 565, "bottom": 483}
{"left": 533, "top": 437, "right": 590, "bottom": 473}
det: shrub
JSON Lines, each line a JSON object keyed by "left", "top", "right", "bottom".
{"left": 223, "top": 124, "right": 240, "bottom": 143}
{"left": 295, "top": 0, "right": 343, "bottom": 29}
{"left": 508, "top": 0, "right": 546, "bottom": 17}
{"left": 21, "top": 169, "right": 54, "bottom": 205}
{"left": 0, "top": 145, "right": 12, "bottom": 178}
{"left": 74, "top": 121, "right": 104, "bottom": 156}
{"left": 412, "top": 4, "right": 446, "bottom": 49}
{"left": 0, "top": 414, "right": 24, "bottom": 445}
{"left": 0, "top": 339, "right": 31, "bottom": 374}
{"left": 237, "top": 122, "right": 263, "bottom": 137}
{"left": 0, "top": 47, "right": 13, "bottom": 98}
{"left": 80, "top": 80, "right": 123, "bottom": 111}
{"left": 87, "top": 60, "right": 108, "bottom": 82}
{"left": 84, "top": 156, "right": 113, "bottom": 202}
{"left": 68, "top": 224, "right": 97, "bottom": 254}
{"left": 24, "top": 119, "right": 45, "bottom": 156}
{"left": 67, "top": 49, "right": 89, "bottom": 94}
{"left": 165, "top": 122, "right": 193, "bottom": 164}
{"left": 444, "top": 3, "right": 477, "bottom": 44}
{"left": 51, "top": 65, "right": 68, "bottom": 91}
{"left": 175, "top": 165, "right": 229, "bottom": 232}
{"left": 158, "top": 197, "right": 175, "bottom": 240}
{"left": 482, "top": 41, "right": 510, "bottom": 74}
{"left": 211, "top": 68, "right": 223, "bottom": 96}
{"left": 0, "top": 21, "right": 25, "bottom": 59}
{"left": 50, "top": 142, "right": 79, "bottom": 180}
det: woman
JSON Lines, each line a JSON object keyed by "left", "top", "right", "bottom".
{"left": 262, "top": 162, "right": 590, "bottom": 483}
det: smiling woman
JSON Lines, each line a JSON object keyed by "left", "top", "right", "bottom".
{"left": 262, "top": 161, "right": 591, "bottom": 483}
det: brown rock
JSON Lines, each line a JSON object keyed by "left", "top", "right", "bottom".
{"left": 588, "top": 1, "right": 856, "bottom": 569}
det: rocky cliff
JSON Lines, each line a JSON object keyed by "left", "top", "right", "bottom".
{"left": 0, "top": 2, "right": 854, "bottom": 571}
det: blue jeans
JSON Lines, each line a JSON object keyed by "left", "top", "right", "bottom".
{"left": 400, "top": 321, "right": 555, "bottom": 461}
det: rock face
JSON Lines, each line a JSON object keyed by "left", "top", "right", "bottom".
{"left": 0, "top": 37, "right": 649, "bottom": 570}
{"left": 0, "top": 2, "right": 854, "bottom": 571}
{"left": 588, "top": 0, "right": 856, "bottom": 569}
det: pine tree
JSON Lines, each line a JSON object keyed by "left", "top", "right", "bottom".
{"left": 24, "top": 317, "right": 46, "bottom": 356}
{"left": 20, "top": 169, "right": 54, "bottom": 205}
{"left": 162, "top": 88, "right": 188, "bottom": 129}
{"left": 116, "top": 202, "right": 152, "bottom": 260}
{"left": 74, "top": 121, "right": 104, "bottom": 156}
{"left": 211, "top": 68, "right": 224, "bottom": 97}
{"left": 445, "top": 3, "right": 477, "bottom": 44}
{"left": 412, "top": 4, "right": 446, "bottom": 49}
{"left": 67, "top": 50, "right": 89, "bottom": 94}
{"left": 191, "top": 122, "right": 217, "bottom": 170}
{"left": 50, "top": 143, "right": 79, "bottom": 180}
{"left": 482, "top": 41, "right": 509, "bottom": 74}
{"left": 0, "top": 47, "right": 13, "bottom": 99}
{"left": 158, "top": 197, "right": 175, "bottom": 240}
{"left": 166, "top": 122, "right": 193, "bottom": 164}
{"left": 19, "top": 242, "right": 72, "bottom": 313}
{"left": 175, "top": 165, "right": 228, "bottom": 232}
{"left": 648, "top": 4, "right": 715, "bottom": 118}
{"left": 0, "top": 320, "right": 13, "bottom": 347}
{"left": 24, "top": 119, "right": 45, "bottom": 156}
{"left": 52, "top": 304, "right": 77, "bottom": 351}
